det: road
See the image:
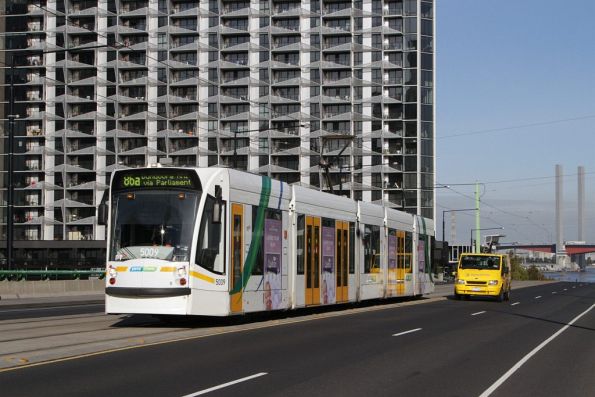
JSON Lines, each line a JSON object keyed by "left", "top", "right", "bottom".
{"left": 0, "top": 282, "right": 593, "bottom": 397}
{"left": 0, "top": 303, "right": 104, "bottom": 321}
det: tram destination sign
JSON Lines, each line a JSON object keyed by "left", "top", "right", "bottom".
{"left": 113, "top": 169, "right": 200, "bottom": 191}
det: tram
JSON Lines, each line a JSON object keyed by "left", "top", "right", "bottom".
{"left": 102, "top": 167, "right": 434, "bottom": 316}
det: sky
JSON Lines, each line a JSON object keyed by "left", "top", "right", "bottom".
{"left": 435, "top": 0, "right": 595, "bottom": 245}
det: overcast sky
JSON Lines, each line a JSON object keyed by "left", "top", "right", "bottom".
{"left": 435, "top": 0, "right": 595, "bottom": 245}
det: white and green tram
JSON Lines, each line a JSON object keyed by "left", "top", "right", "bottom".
{"left": 103, "top": 167, "right": 434, "bottom": 316}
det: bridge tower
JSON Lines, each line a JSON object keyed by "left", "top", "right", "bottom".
{"left": 555, "top": 164, "right": 566, "bottom": 268}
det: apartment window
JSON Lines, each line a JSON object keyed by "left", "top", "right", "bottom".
{"left": 158, "top": 33, "right": 167, "bottom": 48}
{"left": 259, "top": 104, "right": 270, "bottom": 118}
{"left": 259, "top": 68, "right": 269, "bottom": 82}
{"left": 421, "top": 36, "right": 433, "bottom": 53}
{"left": 422, "top": 2, "right": 433, "bottom": 18}
{"left": 209, "top": 33, "right": 218, "bottom": 47}
{"left": 260, "top": 34, "right": 269, "bottom": 48}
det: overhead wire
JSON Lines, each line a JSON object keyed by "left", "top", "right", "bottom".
{"left": 438, "top": 114, "right": 595, "bottom": 140}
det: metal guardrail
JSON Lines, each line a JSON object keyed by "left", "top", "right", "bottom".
{"left": 0, "top": 270, "right": 106, "bottom": 281}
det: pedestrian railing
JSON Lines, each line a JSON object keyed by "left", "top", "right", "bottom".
{"left": 0, "top": 269, "right": 105, "bottom": 281}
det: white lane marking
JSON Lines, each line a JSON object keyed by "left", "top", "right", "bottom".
{"left": 551, "top": 291, "right": 557, "bottom": 294}
{"left": 564, "top": 288, "right": 568, "bottom": 291}
{"left": 511, "top": 302, "right": 520, "bottom": 306}
{"left": 572, "top": 286, "right": 576, "bottom": 289}
{"left": 392, "top": 328, "right": 422, "bottom": 337}
{"left": 534, "top": 296, "right": 542, "bottom": 299}
{"left": 181, "top": 372, "right": 268, "bottom": 397}
{"left": 479, "top": 303, "right": 595, "bottom": 397}
{"left": 471, "top": 311, "right": 486, "bottom": 316}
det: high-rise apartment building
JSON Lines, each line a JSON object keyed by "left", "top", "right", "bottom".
{"left": 0, "top": 0, "right": 434, "bottom": 267}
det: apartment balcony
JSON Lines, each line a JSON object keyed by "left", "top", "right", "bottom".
{"left": 27, "top": 21, "right": 43, "bottom": 32}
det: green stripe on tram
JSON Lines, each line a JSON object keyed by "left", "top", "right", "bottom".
{"left": 230, "top": 176, "right": 272, "bottom": 295}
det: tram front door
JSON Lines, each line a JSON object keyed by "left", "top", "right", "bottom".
{"left": 305, "top": 216, "right": 321, "bottom": 306}
{"left": 230, "top": 203, "right": 243, "bottom": 313}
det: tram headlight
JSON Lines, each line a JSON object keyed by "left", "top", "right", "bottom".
{"left": 488, "top": 280, "right": 499, "bottom": 286}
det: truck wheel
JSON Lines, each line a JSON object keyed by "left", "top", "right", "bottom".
{"left": 455, "top": 292, "right": 461, "bottom": 300}
{"left": 504, "top": 289, "right": 511, "bottom": 301}
{"left": 497, "top": 288, "right": 504, "bottom": 302}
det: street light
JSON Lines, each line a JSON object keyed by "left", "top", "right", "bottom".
{"left": 441, "top": 208, "right": 475, "bottom": 243}
{"left": 470, "top": 227, "right": 504, "bottom": 253}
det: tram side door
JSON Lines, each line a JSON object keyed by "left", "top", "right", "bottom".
{"left": 397, "top": 231, "right": 405, "bottom": 295}
{"left": 230, "top": 204, "right": 243, "bottom": 313}
{"left": 305, "top": 216, "right": 321, "bottom": 306}
{"left": 336, "top": 221, "right": 349, "bottom": 302}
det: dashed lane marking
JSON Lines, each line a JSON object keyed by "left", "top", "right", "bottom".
{"left": 471, "top": 311, "right": 486, "bottom": 316}
{"left": 535, "top": 296, "right": 542, "bottom": 299}
{"left": 392, "top": 328, "right": 422, "bottom": 337}
{"left": 181, "top": 372, "right": 268, "bottom": 397}
{"left": 511, "top": 302, "right": 520, "bottom": 306}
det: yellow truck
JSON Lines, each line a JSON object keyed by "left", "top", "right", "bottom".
{"left": 454, "top": 253, "right": 511, "bottom": 301}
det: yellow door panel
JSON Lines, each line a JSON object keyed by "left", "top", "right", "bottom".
{"left": 230, "top": 204, "right": 243, "bottom": 313}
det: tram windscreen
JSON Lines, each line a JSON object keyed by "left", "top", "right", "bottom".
{"left": 109, "top": 191, "right": 199, "bottom": 262}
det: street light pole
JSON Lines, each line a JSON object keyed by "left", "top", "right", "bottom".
{"left": 441, "top": 208, "right": 475, "bottom": 243}
{"left": 470, "top": 227, "right": 503, "bottom": 253}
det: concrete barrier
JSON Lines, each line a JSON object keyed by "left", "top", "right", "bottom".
{"left": 0, "top": 279, "right": 104, "bottom": 299}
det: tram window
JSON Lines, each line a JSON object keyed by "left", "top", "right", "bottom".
{"left": 363, "top": 224, "right": 380, "bottom": 273}
{"left": 196, "top": 195, "right": 224, "bottom": 274}
{"left": 251, "top": 207, "right": 282, "bottom": 275}
{"left": 349, "top": 222, "right": 355, "bottom": 274}
{"left": 296, "top": 214, "right": 305, "bottom": 275}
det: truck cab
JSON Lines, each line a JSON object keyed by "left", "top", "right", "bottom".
{"left": 454, "top": 253, "right": 511, "bottom": 301}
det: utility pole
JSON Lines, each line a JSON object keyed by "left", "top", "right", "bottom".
{"left": 475, "top": 182, "right": 480, "bottom": 253}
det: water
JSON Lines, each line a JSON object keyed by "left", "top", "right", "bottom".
{"left": 544, "top": 266, "right": 595, "bottom": 283}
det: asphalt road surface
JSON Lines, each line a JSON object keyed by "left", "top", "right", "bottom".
{"left": 0, "top": 282, "right": 593, "bottom": 397}
{"left": 0, "top": 303, "right": 104, "bottom": 321}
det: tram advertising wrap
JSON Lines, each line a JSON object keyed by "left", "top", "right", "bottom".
{"left": 104, "top": 167, "right": 435, "bottom": 317}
